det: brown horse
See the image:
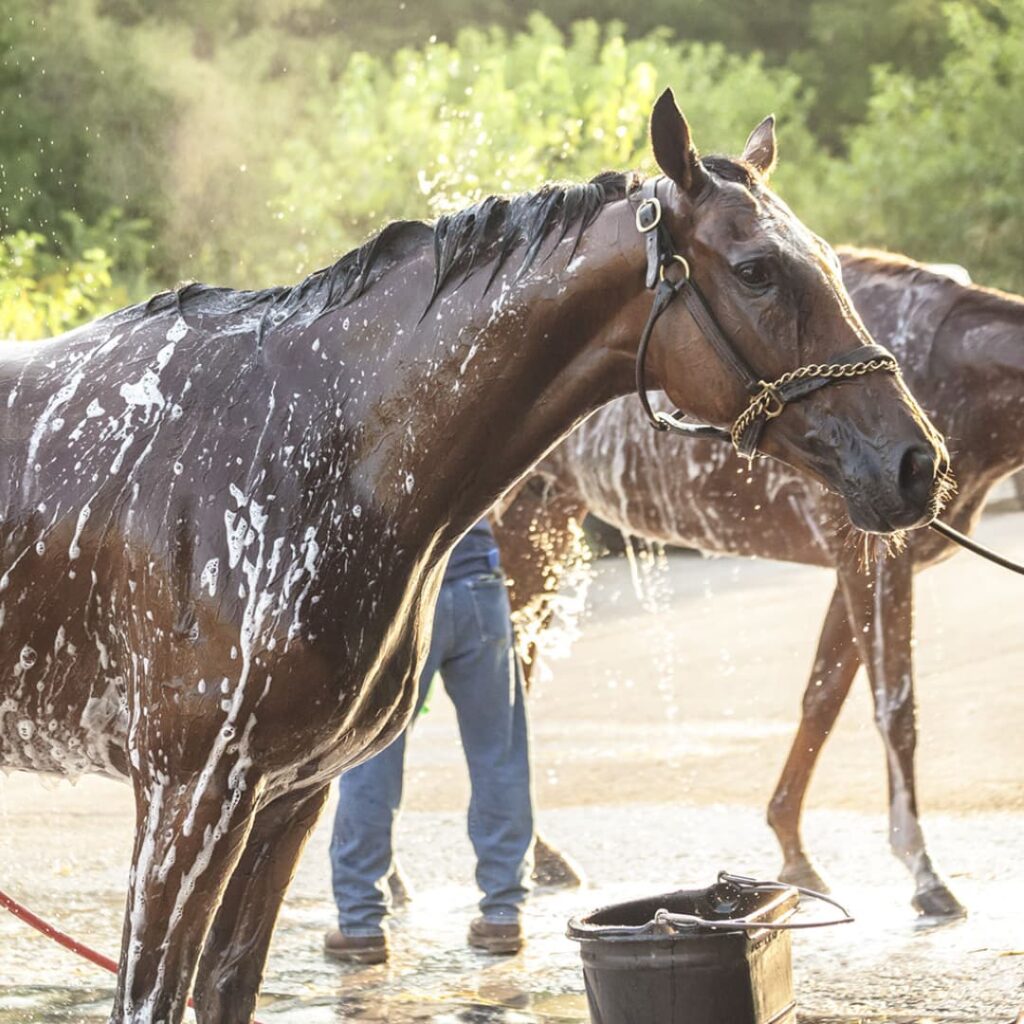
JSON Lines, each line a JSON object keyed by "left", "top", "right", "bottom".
{"left": 0, "top": 93, "right": 946, "bottom": 1023}
{"left": 496, "top": 247, "right": 1023, "bottom": 923}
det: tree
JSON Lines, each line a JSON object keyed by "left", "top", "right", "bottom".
{"left": 271, "top": 15, "right": 820, "bottom": 276}
{"left": 805, "top": 2, "right": 1024, "bottom": 291}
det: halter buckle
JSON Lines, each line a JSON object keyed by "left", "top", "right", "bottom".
{"left": 635, "top": 197, "right": 662, "bottom": 233}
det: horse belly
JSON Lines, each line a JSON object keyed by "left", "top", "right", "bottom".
{"left": 0, "top": 676, "right": 128, "bottom": 779}
{"left": 573, "top": 453, "right": 839, "bottom": 567}
{"left": 0, "top": 548, "right": 128, "bottom": 780}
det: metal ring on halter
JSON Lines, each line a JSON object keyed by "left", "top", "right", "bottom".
{"left": 635, "top": 197, "right": 662, "bottom": 233}
{"left": 659, "top": 254, "right": 690, "bottom": 284}
{"left": 757, "top": 382, "right": 784, "bottom": 419}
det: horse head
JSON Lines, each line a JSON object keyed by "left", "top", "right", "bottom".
{"left": 640, "top": 89, "right": 949, "bottom": 533}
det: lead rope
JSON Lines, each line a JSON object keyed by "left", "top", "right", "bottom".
{"left": 0, "top": 886, "right": 267, "bottom": 1024}
{"left": 929, "top": 518, "right": 1024, "bottom": 576}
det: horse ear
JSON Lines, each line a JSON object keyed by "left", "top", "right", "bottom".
{"left": 742, "top": 115, "right": 778, "bottom": 177}
{"left": 649, "top": 88, "right": 707, "bottom": 194}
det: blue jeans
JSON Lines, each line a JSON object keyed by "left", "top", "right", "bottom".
{"left": 330, "top": 570, "right": 533, "bottom": 936}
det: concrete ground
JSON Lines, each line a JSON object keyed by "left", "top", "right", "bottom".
{"left": 2, "top": 511, "right": 1023, "bottom": 1023}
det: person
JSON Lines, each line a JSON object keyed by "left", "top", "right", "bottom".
{"left": 325, "top": 518, "right": 533, "bottom": 964}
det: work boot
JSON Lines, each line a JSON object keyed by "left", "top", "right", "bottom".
{"left": 323, "top": 929, "right": 389, "bottom": 964}
{"left": 467, "top": 916, "right": 523, "bottom": 955}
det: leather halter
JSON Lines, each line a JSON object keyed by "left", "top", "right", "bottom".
{"left": 633, "top": 177, "right": 900, "bottom": 458}
{"left": 631, "top": 180, "right": 1024, "bottom": 579}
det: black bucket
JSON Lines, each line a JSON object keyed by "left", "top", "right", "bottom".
{"left": 567, "top": 872, "right": 851, "bottom": 1024}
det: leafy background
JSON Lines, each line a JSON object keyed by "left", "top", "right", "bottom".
{"left": 1, "top": 0, "right": 1019, "bottom": 338}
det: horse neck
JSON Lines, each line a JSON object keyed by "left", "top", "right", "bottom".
{"left": 344, "top": 198, "right": 646, "bottom": 562}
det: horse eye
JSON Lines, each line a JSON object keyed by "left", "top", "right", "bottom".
{"left": 734, "top": 260, "right": 771, "bottom": 289}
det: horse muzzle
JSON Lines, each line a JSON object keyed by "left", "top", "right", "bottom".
{"left": 840, "top": 438, "right": 950, "bottom": 534}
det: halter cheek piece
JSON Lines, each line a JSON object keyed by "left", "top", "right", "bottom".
{"left": 633, "top": 178, "right": 900, "bottom": 458}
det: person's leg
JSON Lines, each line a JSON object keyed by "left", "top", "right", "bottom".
{"left": 442, "top": 573, "right": 533, "bottom": 933}
{"left": 330, "top": 735, "right": 409, "bottom": 940}
{"left": 329, "top": 589, "right": 450, "bottom": 943}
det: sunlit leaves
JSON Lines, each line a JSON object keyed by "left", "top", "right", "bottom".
{"left": 0, "top": 231, "right": 128, "bottom": 340}
{"left": 802, "top": 1, "right": 1024, "bottom": 291}
{"left": 271, "top": 15, "right": 817, "bottom": 275}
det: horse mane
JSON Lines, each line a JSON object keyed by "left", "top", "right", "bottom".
{"left": 702, "top": 155, "right": 755, "bottom": 187}
{"left": 122, "top": 171, "right": 639, "bottom": 345}
{"left": 120, "top": 159, "right": 753, "bottom": 343}
{"left": 130, "top": 219, "right": 434, "bottom": 343}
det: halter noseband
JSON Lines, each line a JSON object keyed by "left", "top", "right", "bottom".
{"left": 633, "top": 178, "right": 900, "bottom": 458}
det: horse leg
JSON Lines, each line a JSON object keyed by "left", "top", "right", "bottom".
{"left": 110, "top": 760, "right": 260, "bottom": 1024}
{"left": 838, "top": 552, "right": 965, "bottom": 919}
{"left": 387, "top": 862, "right": 413, "bottom": 906}
{"left": 767, "top": 582, "right": 860, "bottom": 892}
{"left": 531, "top": 834, "right": 584, "bottom": 888}
{"left": 193, "top": 784, "right": 330, "bottom": 1024}
{"left": 493, "top": 473, "right": 591, "bottom": 890}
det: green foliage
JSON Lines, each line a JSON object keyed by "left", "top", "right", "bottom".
{"left": 0, "top": 1, "right": 171, "bottom": 254}
{"left": 272, "top": 16, "right": 819, "bottom": 275}
{"left": 2, "top": 0, "right": 1023, "bottom": 323}
{"left": 792, "top": 0, "right": 955, "bottom": 146}
{"left": 803, "top": 2, "right": 1024, "bottom": 290}
{"left": 0, "top": 228, "right": 130, "bottom": 341}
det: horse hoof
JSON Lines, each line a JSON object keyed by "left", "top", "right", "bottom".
{"left": 531, "top": 837, "right": 585, "bottom": 889}
{"left": 387, "top": 868, "right": 412, "bottom": 907}
{"left": 777, "top": 858, "right": 831, "bottom": 894}
{"left": 912, "top": 884, "right": 967, "bottom": 922}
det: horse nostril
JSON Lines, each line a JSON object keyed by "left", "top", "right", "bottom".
{"left": 898, "top": 444, "right": 936, "bottom": 501}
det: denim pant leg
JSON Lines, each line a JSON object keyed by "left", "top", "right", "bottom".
{"left": 330, "top": 590, "right": 450, "bottom": 935}
{"left": 441, "top": 573, "right": 533, "bottom": 921}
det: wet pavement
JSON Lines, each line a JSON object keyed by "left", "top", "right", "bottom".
{"left": 3, "top": 513, "right": 1024, "bottom": 1022}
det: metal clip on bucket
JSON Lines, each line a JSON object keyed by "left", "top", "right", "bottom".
{"left": 567, "top": 871, "right": 853, "bottom": 1024}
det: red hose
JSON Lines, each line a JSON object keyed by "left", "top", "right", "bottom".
{"left": 0, "top": 887, "right": 265, "bottom": 1022}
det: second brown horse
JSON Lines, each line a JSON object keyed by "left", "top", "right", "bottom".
{"left": 498, "top": 248, "right": 1024, "bottom": 921}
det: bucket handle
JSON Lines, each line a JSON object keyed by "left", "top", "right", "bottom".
{"left": 650, "top": 872, "right": 854, "bottom": 933}
{"left": 573, "top": 871, "right": 853, "bottom": 938}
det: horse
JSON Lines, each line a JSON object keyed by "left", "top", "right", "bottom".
{"left": 0, "top": 91, "right": 948, "bottom": 1024}
{"left": 495, "top": 246, "right": 1023, "bottom": 923}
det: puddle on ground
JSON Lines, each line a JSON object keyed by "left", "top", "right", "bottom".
{"left": 3, "top": 866, "right": 1018, "bottom": 1024}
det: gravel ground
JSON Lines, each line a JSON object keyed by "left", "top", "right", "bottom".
{"left": 2, "top": 512, "right": 1023, "bottom": 1023}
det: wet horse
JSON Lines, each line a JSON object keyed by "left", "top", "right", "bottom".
{"left": 0, "top": 92, "right": 947, "bottom": 1023}
{"left": 497, "top": 247, "right": 1022, "bottom": 921}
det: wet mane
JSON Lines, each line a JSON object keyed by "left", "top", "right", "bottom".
{"left": 427, "top": 170, "right": 639, "bottom": 304}
{"left": 702, "top": 155, "right": 755, "bottom": 187}
{"left": 124, "top": 172, "right": 640, "bottom": 344}
{"left": 118, "top": 158, "right": 765, "bottom": 346}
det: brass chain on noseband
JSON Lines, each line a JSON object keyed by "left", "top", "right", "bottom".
{"left": 730, "top": 355, "right": 900, "bottom": 453}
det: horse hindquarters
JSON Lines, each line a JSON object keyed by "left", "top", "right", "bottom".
{"left": 492, "top": 473, "right": 589, "bottom": 690}
{"left": 193, "top": 784, "right": 331, "bottom": 1024}
{"left": 493, "top": 475, "right": 589, "bottom": 887}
